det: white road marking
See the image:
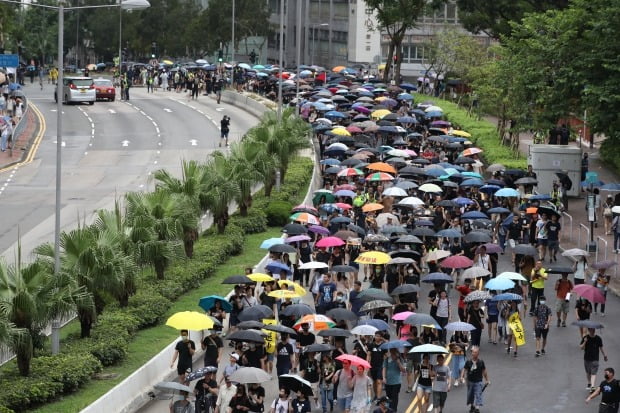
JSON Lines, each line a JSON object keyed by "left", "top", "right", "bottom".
{"left": 189, "top": 139, "right": 198, "bottom": 146}
{"left": 121, "top": 140, "right": 130, "bottom": 147}
{"left": 215, "top": 107, "right": 225, "bottom": 112}
{"left": 163, "top": 108, "right": 172, "bottom": 113}
{"left": 108, "top": 109, "right": 116, "bottom": 114}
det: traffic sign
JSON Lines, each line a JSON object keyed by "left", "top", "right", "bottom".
{"left": 0, "top": 54, "right": 19, "bottom": 67}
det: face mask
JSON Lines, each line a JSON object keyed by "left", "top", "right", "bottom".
{"left": 181, "top": 335, "right": 189, "bottom": 342}
{"left": 408, "top": 269, "right": 414, "bottom": 274}
{"left": 337, "top": 296, "right": 344, "bottom": 302}
{"left": 539, "top": 301, "right": 546, "bottom": 305}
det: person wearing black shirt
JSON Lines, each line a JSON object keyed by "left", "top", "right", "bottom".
{"left": 259, "top": 283, "right": 277, "bottom": 312}
{"left": 242, "top": 342, "right": 266, "bottom": 369}
{"left": 581, "top": 328, "right": 609, "bottom": 391}
{"left": 300, "top": 352, "right": 320, "bottom": 407}
{"left": 586, "top": 367, "right": 620, "bottom": 412}
{"left": 298, "top": 241, "right": 313, "bottom": 285}
{"left": 229, "top": 385, "right": 251, "bottom": 413}
{"left": 291, "top": 391, "right": 312, "bottom": 413}
{"left": 276, "top": 334, "right": 295, "bottom": 376}
{"left": 170, "top": 329, "right": 195, "bottom": 382}
{"left": 353, "top": 336, "right": 369, "bottom": 361}
{"left": 461, "top": 347, "right": 489, "bottom": 413}
{"left": 545, "top": 215, "right": 561, "bottom": 262}
{"left": 420, "top": 325, "right": 438, "bottom": 344}
{"left": 202, "top": 330, "right": 223, "bottom": 367}
{"left": 373, "top": 308, "right": 389, "bottom": 323}
{"left": 467, "top": 301, "right": 485, "bottom": 347}
{"left": 247, "top": 382, "right": 265, "bottom": 413}
{"left": 194, "top": 370, "right": 218, "bottom": 413}
{"left": 367, "top": 331, "right": 387, "bottom": 400}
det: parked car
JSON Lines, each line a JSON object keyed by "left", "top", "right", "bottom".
{"left": 93, "top": 78, "right": 115, "bottom": 101}
{"left": 54, "top": 76, "right": 95, "bottom": 104}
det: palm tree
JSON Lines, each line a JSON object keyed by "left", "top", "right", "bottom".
{"left": 202, "top": 155, "right": 241, "bottom": 233}
{"left": 154, "top": 161, "right": 206, "bottom": 257}
{"left": 243, "top": 122, "right": 279, "bottom": 196}
{"left": 124, "top": 190, "right": 185, "bottom": 279}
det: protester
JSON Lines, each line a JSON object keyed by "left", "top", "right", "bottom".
{"left": 581, "top": 328, "right": 609, "bottom": 392}
{"left": 461, "top": 346, "right": 490, "bottom": 413}
{"left": 585, "top": 367, "right": 620, "bottom": 413}
{"left": 170, "top": 329, "right": 195, "bottom": 382}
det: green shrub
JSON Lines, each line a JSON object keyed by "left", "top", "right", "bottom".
{"left": 89, "top": 336, "right": 129, "bottom": 366}
{"left": 229, "top": 209, "right": 268, "bottom": 234}
{"left": 0, "top": 406, "right": 15, "bottom": 413}
{"left": 265, "top": 200, "right": 294, "bottom": 226}
{"left": 127, "top": 288, "right": 171, "bottom": 328}
{"left": 600, "top": 138, "right": 620, "bottom": 174}
{"left": 30, "top": 354, "right": 102, "bottom": 392}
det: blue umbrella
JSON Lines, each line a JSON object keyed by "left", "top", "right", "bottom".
{"left": 479, "top": 185, "right": 501, "bottom": 194}
{"left": 529, "top": 194, "right": 552, "bottom": 201}
{"left": 601, "top": 183, "right": 620, "bottom": 191}
{"left": 492, "top": 293, "right": 523, "bottom": 302}
{"left": 425, "top": 110, "right": 443, "bottom": 118}
{"left": 453, "top": 197, "right": 474, "bottom": 206}
{"left": 397, "top": 93, "right": 414, "bottom": 101}
{"left": 198, "top": 295, "right": 232, "bottom": 312}
{"left": 260, "top": 238, "right": 285, "bottom": 249}
{"left": 331, "top": 216, "right": 352, "bottom": 224}
{"left": 495, "top": 188, "right": 520, "bottom": 197}
{"left": 397, "top": 116, "right": 417, "bottom": 123}
{"left": 358, "top": 319, "right": 390, "bottom": 331}
{"left": 425, "top": 169, "right": 445, "bottom": 178}
{"left": 435, "top": 228, "right": 462, "bottom": 238}
{"left": 422, "top": 272, "right": 453, "bottom": 283}
{"left": 462, "top": 211, "right": 488, "bottom": 219}
{"left": 445, "top": 321, "right": 476, "bottom": 332}
{"left": 460, "top": 178, "right": 484, "bottom": 187}
{"left": 320, "top": 158, "right": 341, "bottom": 166}
{"left": 487, "top": 207, "right": 511, "bottom": 214}
{"left": 325, "top": 110, "right": 346, "bottom": 119}
{"left": 484, "top": 277, "right": 515, "bottom": 291}
{"left": 581, "top": 180, "right": 604, "bottom": 188}
{"left": 399, "top": 83, "right": 416, "bottom": 91}
{"left": 380, "top": 340, "right": 413, "bottom": 351}
{"left": 334, "top": 189, "right": 356, "bottom": 197}
{"left": 265, "top": 262, "right": 292, "bottom": 275}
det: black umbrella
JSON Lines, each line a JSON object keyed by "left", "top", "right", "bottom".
{"left": 341, "top": 158, "right": 362, "bottom": 166}
{"left": 332, "top": 264, "right": 358, "bottom": 273}
{"left": 395, "top": 234, "right": 423, "bottom": 244}
{"left": 226, "top": 329, "right": 266, "bottom": 343}
{"left": 280, "top": 303, "right": 315, "bottom": 318}
{"left": 269, "top": 244, "right": 297, "bottom": 253}
{"left": 303, "top": 343, "right": 335, "bottom": 353}
{"left": 504, "top": 169, "right": 525, "bottom": 177}
{"left": 186, "top": 366, "right": 218, "bottom": 382}
{"left": 282, "top": 223, "right": 308, "bottom": 235}
{"left": 317, "top": 328, "right": 352, "bottom": 337}
{"left": 537, "top": 206, "right": 561, "bottom": 219}
{"left": 389, "top": 249, "right": 421, "bottom": 259}
{"left": 222, "top": 275, "right": 253, "bottom": 284}
{"left": 237, "top": 305, "right": 275, "bottom": 322}
{"left": 331, "top": 216, "right": 352, "bottom": 224}
{"left": 327, "top": 308, "right": 359, "bottom": 322}
{"left": 262, "top": 324, "right": 298, "bottom": 336}
{"left": 463, "top": 231, "right": 492, "bottom": 243}
{"left": 514, "top": 244, "right": 538, "bottom": 256}
{"left": 454, "top": 156, "right": 475, "bottom": 165}
{"left": 514, "top": 177, "right": 538, "bottom": 185}
{"left": 237, "top": 320, "right": 265, "bottom": 329}
{"left": 390, "top": 284, "right": 420, "bottom": 296}
{"left": 412, "top": 227, "right": 436, "bottom": 237}
{"left": 545, "top": 266, "right": 574, "bottom": 274}
{"left": 357, "top": 288, "right": 393, "bottom": 302}
{"left": 436, "top": 199, "right": 459, "bottom": 208}
{"left": 279, "top": 374, "right": 313, "bottom": 396}
{"left": 347, "top": 223, "right": 367, "bottom": 236}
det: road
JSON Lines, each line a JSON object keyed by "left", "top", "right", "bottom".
{"left": 0, "top": 82, "right": 256, "bottom": 261}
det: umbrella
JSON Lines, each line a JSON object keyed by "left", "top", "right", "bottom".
{"left": 497, "top": 271, "right": 528, "bottom": 282}
{"left": 398, "top": 197, "right": 425, "bottom": 207}
{"left": 166, "top": 311, "right": 215, "bottom": 331}
{"left": 367, "top": 162, "right": 397, "bottom": 174}
{"left": 425, "top": 249, "right": 451, "bottom": 262}
{"left": 492, "top": 293, "right": 523, "bottom": 302}
{"left": 222, "top": 275, "right": 253, "bottom": 284}
{"left": 391, "top": 311, "right": 415, "bottom": 321}
{"left": 495, "top": 188, "right": 520, "bottom": 198}
{"left": 268, "top": 289, "right": 302, "bottom": 299}
{"left": 366, "top": 172, "right": 395, "bottom": 181}
{"left": 418, "top": 183, "right": 443, "bottom": 193}
{"left": 355, "top": 251, "right": 391, "bottom": 265}
{"left": 332, "top": 264, "right": 358, "bottom": 273}
{"left": 486, "top": 163, "right": 506, "bottom": 173}
{"left": 404, "top": 313, "right": 440, "bottom": 327}
{"left": 395, "top": 235, "right": 423, "bottom": 244}
{"left": 269, "top": 244, "right": 297, "bottom": 254}
{"left": 262, "top": 324, "right": 298, "bottom": 336}
{"left": 357, "top": 319, "right": 390, "bottom": 331}
{"left": 409, "top": 344, "right": 449, "bottom": 354}
{"left": 421, "top": 272, "right": 453, "bottom": 283}
{"left": 261, "top": 237, "right": 284, "bottom": 249}
{"left": 225, "top": 330, "right": 266, "bottom": 343}
{"left": 464, "top": 231, "right": 492, "bottom": 243}
{"left": 445, "top": 321, "right": 476, "bottom": 332}
{"left": 228, "top": 367, "right": 272, "bottom": 384}
{"left": 462, "top": 211, "right": 488, "bottom": 219}
{"left": 327, "top": 308, "right": 359, "bottom": 322}
{"left": 412, "top": 227, "right": 436, "bottom": 237}
{"left": 389, "top": 257, "right": 417, "bottom": 265}
{"left": 185, "top": 365, "right": 218, "bottom": 382}
{"left": 347, "top": 223, "right": 367, "bottom": 236}
{"left": 440, "top": 255, "right": 473, "bottom": 269}
{"left": 304, "top": 343, "right": 335, "bottom": 353}
{"left": 351, "top": 325, "right": 379, "bottom": 336}
{"left": 360, "top": 300, "right": 393, "bottom": 312}
{"left": 358, "top": 288, "right": 393, "bottom": 302}
{"left": 198, "top": 295, "right": 232, "bottom": 312}
{"left": 294, "top": 314, "right": 336, "bottom": 330}
{"left": 154, "top": 381, "right": 192, "bottom": 394}
{"left": 281, "top": 303, "right": 315, "bottom": 318}
{"left": 484, "top": 278, "right": 515, "bottom": 291}
{"left": 291, "top": 212, "right": 320, "bottom": 225}
{"left": 317, "top": 328, "right": 352, "bottom": 337}
{"left": 480, "top": 243, "right": 503, "bottom": 254}
{"left": 515, "top": 177, "right": 538, "bottom": 185}
{"left": 390, "top": 284, "right": 420, "bottom": 296}
{"left": 545, "top": 266, "right": 574, "bottom": 274}
{"left": 279, "top": 374, "right": 313, "bottom": 396}
{"left": 380, "top": 340, "right": 413, "bottom": 351}
{"left": 591, "top": 260, "right": 618, "bottom": 270}
{"left": 571, "top": 320, "right": 604, "bottom": 329}
{"left": 562, "top": 248, "right": 589, "bottom": 257}
{"left": 315, "top": 236, "right": 346, "bottom": 248}
{"left": 365, "top": 234, "right": 391, "bottom": 242}
{"left": 247, "top": 273, "right": 275, "bottom": 282}
{"left": 298, "top": 261, "right": 329, "bottom": 270}
{"left": 237, "top": 320, "right": 265, "bottom": 329}
{"left": 282, "top": 223, "right": 308, "bottom": 235}
{"left": 336, "top": 354, "right": 371, "bottom": 369}
{"left": 464, "top": 290, "right": 492, "bottom": 303}
{"left": 573, "top": 284, "right": 606, "bottom": 304}
{"left": 362, "top": 203, "right": 385, "bottom": 213}
{"left": 238, "top": 305, "right": 275, "bottom": 322}
{"left": 435, "top": 229, "right": 462, "bottom": 238}
{"left": 513, "top": 244, "right": 538, "bottom": 256}
{"left": 462, "top": 267, "right": 491, "bottom": 279}
{"left": 265, "top": 262, "right": 292, "bottom": 275}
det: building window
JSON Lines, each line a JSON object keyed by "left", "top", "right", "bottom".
{"left": 366, "top": 45, "right": 371, "bottom": 51}
{"left": 366, "top": 34, "right": 371, "bottom": 40}
{"left": 446, "top": 3, "right": 457, "bottom": 23}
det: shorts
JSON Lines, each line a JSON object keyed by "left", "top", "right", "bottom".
{"left": 548, "top": 240, "right": 559, "bottom": 250}
{"left": 405, "top": 359, "right": 417, "bottom": 373}
{"left": 556, "top": 300, "right": 570, "bottom": 313}
{"left": 486, "top": 315, "right": 498, "bottom": 324}
{"left": 267, "top": 353, "right": 274, "bottom": 362}
{"left": 337, "top": 395, "right": 352, "bottom": 410}
{"left": 370, "top": 368, "right": 383, "bottom": 381}
{"left": 310, "top": 382, "right": 319, "bottom": 397}
{"left": 534, "top": 327, "right": 549, "bottom": 339}
{"left": 221, "top": 130, "right": 229, "bottom": 138}
{"left": 432, "top": 391, "right": 448, "bottom": 407}
{"left": 177, "top": 364, "right": 191, "bottom": 375}
{"left": 537, "top": 239, "right": 548, "bottom": 246}
{"left": 585, "top": 360, "right": 599, "bottom": 376}
{"left": 417, "top": 384, "right": 432, "bottom": 393}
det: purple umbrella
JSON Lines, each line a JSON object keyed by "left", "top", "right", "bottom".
{"left": 353, "top": 105, "right": 371, "bottom": 114}
{"left": 285, "top": 235, "right": 312, "bottom": 243}
{"left": 430, "top": 120, "right": 451, "bottom": 127}
{"left": 480, "top": 243, "right": 503, "bottom": 254}
{"left": 308, "top": 225, "right": 330, "bottom": 235}
{"left": 591, "top": 260, "right": 618, "bottom": 270}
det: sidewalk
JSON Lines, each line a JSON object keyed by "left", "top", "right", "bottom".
{"left": 0, "top": 100, "right": 41, "bottom": 172}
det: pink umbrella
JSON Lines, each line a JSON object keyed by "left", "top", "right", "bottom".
{"left": 573, "top": 284, "right": 606, "bottom": 304}
{"left": 336, "top": 354, "right": 371, "bottom": 369}
{"left": 336, "top": 202, "right": 352, "bottom": 210}
{"left": 334, "top": 184, "right": 356, "bottom": 191}
{"left": 404, "top": 149, "right": 418, "bottom": 157}
{"left": 293, "top": 204, "right": 318, "bottom": 213}
{"left": 316, "top": 236, "right": 346, "bottom": 248}
{"left": 285, "top": 235, "right": 312, "bottom": 243}
{"left": 440, "top": 255, "right": 474, "bottom": 269}
{"left": 392, "top": 311, "right": 415, "bottom": 321}
{"left": 346, "top": 125, "right": 363, "bottom": 133}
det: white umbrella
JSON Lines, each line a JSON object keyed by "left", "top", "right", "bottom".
{"left": 612, "top": 206, "right": 620, "bottom": 214}
{"left": 462, "top": 267, "right": 491, "bottom": 278}
{"left": 562, "top": 248, "right": 589, "bottom": 257}
{"left": 327, "top": 142, "right": 348, "bottom": 151}
{"left": 398, "top": 196, "right": 425, "bottom": 206}
{"left": 382, "top": 187, "right": 408, "bottom": 197}
{"left": 351, "top": 325, "right": 378, "bottom": 336}
{"left": 425, "top": 249, "right": 451, "bottom": 262}
{"left": 376, "top": 212, "right": 400, "bottom": 227}
{"left": 409, "top": 344, "right": 449, "bottom": 354}
{"left": 424, "top": 105, "right": 443, "bottom": 113}
{"left": 497, "top": 271, "right": 528, "bottom": 282}
{"left": 418, "top": 183, "right": 443, "bottom": 193}
{"left": 298, "top": 261, "right": 329, "bottom": 270}
{"left": 228, "top": 367, "right": 272, "bottom": 384}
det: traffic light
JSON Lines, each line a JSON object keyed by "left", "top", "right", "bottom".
{"left": 218, "top": 49, "right": 223, "bottom": 62}
{"left": 393, "top": 54, "right": 398, "bottom": 63}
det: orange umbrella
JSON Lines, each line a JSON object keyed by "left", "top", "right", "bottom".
{"left": 362, "top": 203, "right": 385, "bottom": 213}
{"left": 366, "top": 162, "right": 397, "bottom": 174}
{"left": 332, "top": 66, "right": 346, "bottom": 73}
{"left": 526, "top": 207, "right": 538, "bottom": 214}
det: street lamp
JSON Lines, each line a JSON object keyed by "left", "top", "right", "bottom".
{"left": 311, "top": 23, "right": 329, "bottom": 66}
{"left": 119, "top": 0, "right": 151, "bottom": 76}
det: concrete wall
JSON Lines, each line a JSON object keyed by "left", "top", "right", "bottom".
{"left": 219, "top": 90, "right": 273, "bottom": 119}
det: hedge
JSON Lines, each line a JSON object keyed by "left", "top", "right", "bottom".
{"left": 0, "top": 155, "right": 314, "bottom": 412}
{"left": 416, "top": 94, "right": 528, "bottom": 169}
{"left": 600, "top": 139, "right": 620, "bottom": 175}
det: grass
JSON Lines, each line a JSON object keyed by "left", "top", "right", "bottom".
{"left": 29, "top": 227, "right": 282, "bottom": 413}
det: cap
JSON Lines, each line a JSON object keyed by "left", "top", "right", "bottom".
{"left": 230, "top": 352, "right": 240, "bottom": 361}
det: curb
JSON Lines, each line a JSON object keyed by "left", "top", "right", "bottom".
{"left": 0, "top": 102, "right": 45, "bottom": 173}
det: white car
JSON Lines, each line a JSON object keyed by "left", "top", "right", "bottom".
{"left": 54, "top": 76, "right": 95, "bottom": 105}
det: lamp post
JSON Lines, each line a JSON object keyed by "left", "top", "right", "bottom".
{"left": 231, "top": 0, "right": 235, "bottom": 64}
{"left": 310, "top": 23, "right": 329, "bottom": 66}
{"left": 277, "top": 0, "right": 284, "bottom": 121}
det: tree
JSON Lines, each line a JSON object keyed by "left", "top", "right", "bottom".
{"left": 455, "top": 0, "right": 569, "bottom": 39}
{"left": 202, "top": 156, "right": 240, "bottom": 234}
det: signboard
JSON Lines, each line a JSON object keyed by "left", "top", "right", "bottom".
{"left": 0, "top": 54, "right": 19, "bottom": 68}
{"left": 508, "top": 312, "right": 526, "bottom": 346}
{"left": 262, "top": 318, "right": 277, "bottom": 354}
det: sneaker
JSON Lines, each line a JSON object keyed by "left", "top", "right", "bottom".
{"left": 535, "top": 351, "right": 540, "bottom": 357}
{"left": 557, "top": 320, "right": 561, "bottom": 327}
{"left": 513, "top": 352, "right": 518, "bottom": 358}
{"left": 541, "top": 349, "right": 546, "bottom": 355}
{"left": 461, "top": 377, "right": 466, "bottom": 384}
{"left": 315, "top": 400, "right": 320, "bottom": 409}
{"left": 405, "top": 388, "right": 412, "bottom": 393}
{"left": 601, "top": 313, "right": 605, "bottom": 317}
{"left": 562, "top": 321, "right": 567, "bottom": 327}
{"left": 454, "top": 381, "right": 459, "bottom": 387}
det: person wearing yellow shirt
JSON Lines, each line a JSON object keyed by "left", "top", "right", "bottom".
{"left": 529, "top": 260, "right": 547, "bottom": 316}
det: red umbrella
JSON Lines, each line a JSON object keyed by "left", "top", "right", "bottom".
{"left": 573, "top": 284, "right": 606, "bottom": 304}
{"left": 336, "top": 354, "right": 371, "bottom": 369}
{"left": 335, "top": 202, "right": 352, "bottom": 210}
{"left": 440, "top": 255, "right": 473, "bottom": 269}
{"left": 315, "top": 236, "right": 346, "bottom": 248}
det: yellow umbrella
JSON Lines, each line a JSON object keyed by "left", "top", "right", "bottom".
{"left": 371, "top": 109, "right": 391, "bottom": 120}
{"left": 166, "top": 311, "right": 215, "bottom": 331}
{"left": 248, "top": 273, "right": 274, "bottom": 282}
{"left": 162, "top": 59, "right": 174, "bottom": 65}
{"left": 378, "top": 63, "right": 386, "bottom": 70}
{"left": 268, "top": 289, "right": 302, "bottom": 299}
{"left": 355, "top": 251, "right": 391, "bottom": 265}
{"left": 451, "top": 130, "right": 471, "bottom": 138}
{"left": 331, "top": 128, "right": 351, "bottom": 136}
{"left": 278, "top": 280, "right": 307, "bottom": 296}
{"left": 374, "top": 96, "right": 387, "bottom": 102}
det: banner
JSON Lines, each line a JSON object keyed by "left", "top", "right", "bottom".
{"left": 508, "top": 312, "right": 526, "bottom": 346}
{"left": 262, "top": 318, "right": 277, "bottom": 354}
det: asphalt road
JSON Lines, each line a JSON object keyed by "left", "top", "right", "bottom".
{"left": 0, "top": 82, "right": 257, "bottom": 261}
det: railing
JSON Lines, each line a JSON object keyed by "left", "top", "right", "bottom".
{"left": 8, "top": 93, "right": 28, "bottom": 157}
{"left": 596, "top": 236, "right": 608, "bottom": 263}
{"left": 578, "top": 223, "right": 590, "bottom": 250}
{"left": 562, "top": 211, "right": 573, "bottom": 242}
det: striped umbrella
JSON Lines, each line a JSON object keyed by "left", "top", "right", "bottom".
{"left": 290, "top": 212, "right": 320, "bottom": 225}
{"left": 337, "top": 168, "right": 364, "bottom": 177}
{"left": 366, "top": 172, "right": 395, "bottom": 181}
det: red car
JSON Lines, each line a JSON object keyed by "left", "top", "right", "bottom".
{"left": 93, "top": 78, "right": 115, "bottom": 101}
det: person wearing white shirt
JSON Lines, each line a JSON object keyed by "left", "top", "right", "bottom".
{"left": 215, "top": 377, "right": 237, "bottom": 413}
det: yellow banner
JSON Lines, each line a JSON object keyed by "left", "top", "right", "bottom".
{"left": 262, "top": 318, "right": 277, "bottom": 354}
{"left": 508, "top": 312, "right": 526, "bottom": 347}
